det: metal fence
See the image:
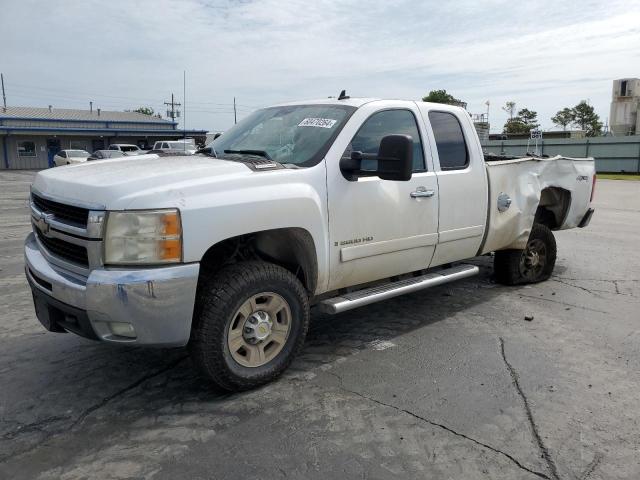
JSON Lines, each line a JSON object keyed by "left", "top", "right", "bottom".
{"left": 482, "top": 135, "right": 640, "bottom": 173}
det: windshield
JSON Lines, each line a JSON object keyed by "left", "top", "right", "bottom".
{"left": 67, "top": 150, "right": 90, "bottom": 158}
{"left": 168, "top": 141, "right": 192, "bottom": 150}
{"left": 206, "top": 104, "right": 356, "bottom": 167}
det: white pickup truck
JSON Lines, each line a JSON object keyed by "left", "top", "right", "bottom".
{"left": 25, "top": 97, "right": 596, "bottom": 390}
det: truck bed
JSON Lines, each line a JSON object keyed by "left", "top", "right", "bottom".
{"left": 480, "top": 155, "right": 595, "bottom": 253}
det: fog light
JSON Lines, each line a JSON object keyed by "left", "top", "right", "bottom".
{"left": 109, "top": 322, "right": 136, "bottom": 338}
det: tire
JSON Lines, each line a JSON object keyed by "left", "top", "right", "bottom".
{"left": 189, "top": 261, "right": 310, "bottom": 391}
{"left": 494, "top": 223, "right": 557, "bottom": 285}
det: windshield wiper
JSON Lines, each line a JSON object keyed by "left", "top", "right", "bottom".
{"left": 195, "top": 146, "right": 217, "bottom": 157}
{"left": 223, "top": 149, "right": 272, "bottom": 160}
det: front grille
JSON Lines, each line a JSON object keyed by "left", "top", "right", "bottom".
{"left": 35, "top": 228, "right": 89, "bottom": 267}
{"left": 32, "top": 193, "right": 89, "bottom": 227}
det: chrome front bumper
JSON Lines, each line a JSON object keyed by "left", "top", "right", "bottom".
{"left": 25, "top": 233, "right": 200, "bottom": 347}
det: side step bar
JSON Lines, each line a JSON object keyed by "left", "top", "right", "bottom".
{"left": 318, "top": 264, "right": 479, "bottom": 314}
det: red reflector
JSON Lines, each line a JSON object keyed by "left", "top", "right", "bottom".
{"left": 590, "top": 174, "right": 597, "bottom": 202}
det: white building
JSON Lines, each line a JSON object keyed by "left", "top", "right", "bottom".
{"left": 609, "top": 78, "right": 640, "bottom": 136}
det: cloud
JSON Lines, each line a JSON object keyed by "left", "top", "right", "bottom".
{"left": 1, "top": 0, "right": 638, "bottom": 131}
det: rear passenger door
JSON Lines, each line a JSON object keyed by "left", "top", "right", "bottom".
{"left": 418, "top": 107, "right": 488, "bottom": 266}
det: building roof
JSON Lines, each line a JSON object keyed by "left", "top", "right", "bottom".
{"left": 0, "top": 106, "right": 173, "bottom": 124}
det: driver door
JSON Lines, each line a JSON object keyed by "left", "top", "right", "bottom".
{"left": 326, "top": 102, "right": 439, "bottom": 291}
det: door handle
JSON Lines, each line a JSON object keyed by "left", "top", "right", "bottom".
{"left": 410, "top": 187, "right": 435, "bottom": 198}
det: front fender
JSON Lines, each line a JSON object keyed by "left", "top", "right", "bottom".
{"left": 180, "top": 163, "right": 330, "bottom": 293}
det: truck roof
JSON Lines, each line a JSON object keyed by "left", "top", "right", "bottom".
{"left": 272, "top": 97, "right": 466, "bottom": 112}
{"left": 273, "top": 97, "right": 380, "bottom": 108}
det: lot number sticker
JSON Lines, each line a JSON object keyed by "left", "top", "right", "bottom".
{"left": 298, "top": 118, "right": 337, "bottom": 128}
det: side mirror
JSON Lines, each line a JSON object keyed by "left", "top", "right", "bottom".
{"left": 340, "top": 134, "right": 414, "bottom": 181}
{"left": 376, "top": 134, "right": 413, "bottom": 181}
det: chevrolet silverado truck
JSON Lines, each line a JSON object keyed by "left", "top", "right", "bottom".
{"left": 25, "top": 97, "right": 596, "bottom": 390}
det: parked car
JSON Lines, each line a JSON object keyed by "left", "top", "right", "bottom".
{"left": 151, "top": 140, "right": 197, "bottom": 155}
{"left": 107, "top": 144, "right": 148, "bottom": 155}
{"left": 53, "top": 149, "right": 91, "bottom": 166}
{"left": 88, "top": 150, "right": 126, "bottom": 161}
{"left": 26, "top": 97, "right": 596, "bottom": 391}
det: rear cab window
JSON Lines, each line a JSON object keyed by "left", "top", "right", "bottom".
{"left": 428, "top": 111, "right": 469, "bottom": 170}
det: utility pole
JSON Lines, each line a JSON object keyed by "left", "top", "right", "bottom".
{"left": 233, "top": 97, "right": 237, "bottom": 124}
{"left": 164, "top": 93, "right": 181, "bottom": 122}
{"left": 485, "top": 100, "right": 490, "bottom": 127}
{"left": 183, "top": 70, "right": 186, "bottom": 143}
{"left": 1, "top": 73, "right": 6, "bottom": 111}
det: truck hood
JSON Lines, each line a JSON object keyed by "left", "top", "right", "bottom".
{"left": 32, "top": 154, "right": 252, "bottom": 210}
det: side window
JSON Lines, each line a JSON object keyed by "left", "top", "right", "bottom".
{"left": 343, "top": 109, "right": 425, "bottom": 172}
{"left": 428, "top": 111, "right": 469, "bottom": 170}
{"left": 59, "top": 151, "right": 67, "bottom": 158}
{"left": 162, "top": 142, "right": 169, "bottom": 149}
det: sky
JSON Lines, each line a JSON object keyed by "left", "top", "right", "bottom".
{"left": 1, "top": 0, "right": 639, "bottom": 133}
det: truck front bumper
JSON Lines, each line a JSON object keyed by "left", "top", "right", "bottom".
{"left": 24, "top": 233, "right": 200, "bottom": 347}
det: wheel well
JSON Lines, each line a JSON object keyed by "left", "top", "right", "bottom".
{"left": 535, "top": 187, "right": 571, "bottom": 229}
{"left": 199, "top": 228, "right": 318, "bottom": 294}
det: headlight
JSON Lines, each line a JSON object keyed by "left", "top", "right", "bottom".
{"left": 104, "top": 209, "right": 182, "bottom": 265}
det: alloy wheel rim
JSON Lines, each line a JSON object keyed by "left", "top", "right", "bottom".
{"left": 520, "top": 238, "right": 547, "bottom": 280}
{"left": 227, "top": 292, "right": 292, "bottom": 368}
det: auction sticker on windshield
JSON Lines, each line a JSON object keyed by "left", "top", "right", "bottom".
{"left": 298, "top": 118, "right": 337, "bottom": 128}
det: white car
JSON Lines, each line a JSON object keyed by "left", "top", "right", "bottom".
{"left": 107, "top": 144, "right": 148, "bottom": 155}
{"left": 26, "top": 96, "right": 596, "bottom": 391}
{"left": 53, "top": 149, "right": 91, "bottom": 166}
{"left": 152, "top": 140, "right": 197, "bottom": 155}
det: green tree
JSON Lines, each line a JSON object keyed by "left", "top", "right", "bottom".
{"left": 518, "top": 108, "right": 539, "bottom": 128}
{"left": 503, "top": 118, "right": 529, "bottom": 134}
{"left": 551, "top": 107, "right": 575, "bottom": 131}
{"left": 134, "top": 106, "right": 154, "bottom": 116}
{"left": 571, "top": 101, "right": 602, "bottom": 137}
{"left": 422, "top": 89, "right": 465, "bottom": 106}
{"left": 503, "top": 107, "right": 538, "bottom": 134}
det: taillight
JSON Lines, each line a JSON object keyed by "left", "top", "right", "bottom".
{"left": 590, "top": 174, "right": 596, "bottom": 202}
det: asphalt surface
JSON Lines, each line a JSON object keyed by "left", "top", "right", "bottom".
{"left": 1, "top": 170, "right": 639, "bottom": 480}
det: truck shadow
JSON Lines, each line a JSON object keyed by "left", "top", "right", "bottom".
{"left": 1, "top": 257, "right": 515, "bottom": 463}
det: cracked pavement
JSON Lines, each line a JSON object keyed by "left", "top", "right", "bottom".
{"left": 1, "top": 171, "right": 639, "bottom": 479}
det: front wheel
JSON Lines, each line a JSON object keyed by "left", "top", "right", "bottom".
{"left": 494, "top": 223, "right": 557, "bottom": 285}
{"left": 189, "top": 261, "right": 310, "bottom": 391}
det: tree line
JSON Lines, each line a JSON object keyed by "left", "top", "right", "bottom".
{"left": 422, "top": 90, "right": 603, "bottom": 137}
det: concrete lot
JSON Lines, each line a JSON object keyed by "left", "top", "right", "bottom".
{"left": 0, "top": 171, "right": 638, "bottom": 480}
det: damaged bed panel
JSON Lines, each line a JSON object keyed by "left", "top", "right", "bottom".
{"left": 480, "top": 155, "right": 595, "bottom": 253}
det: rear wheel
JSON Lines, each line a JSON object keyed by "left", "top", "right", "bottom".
{"left": 494, "top": 223, "right": 557, "bottom": 285}
{"left": 189, "top": 261, "right": 309, "bottom": 391}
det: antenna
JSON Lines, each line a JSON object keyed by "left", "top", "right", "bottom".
{"left": 338, "top": 90, "right": 349, "bottom": 100}
{"left": 183, "top": 70, "right": 186, "bottom": 147}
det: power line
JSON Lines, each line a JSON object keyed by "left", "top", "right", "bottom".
{"left": 6, "top": 82, "right": 264, "bottom": 111}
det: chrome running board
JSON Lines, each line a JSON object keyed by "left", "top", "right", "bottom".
{"left": 318, "top": 264, "right": 479, "bottom": 314}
